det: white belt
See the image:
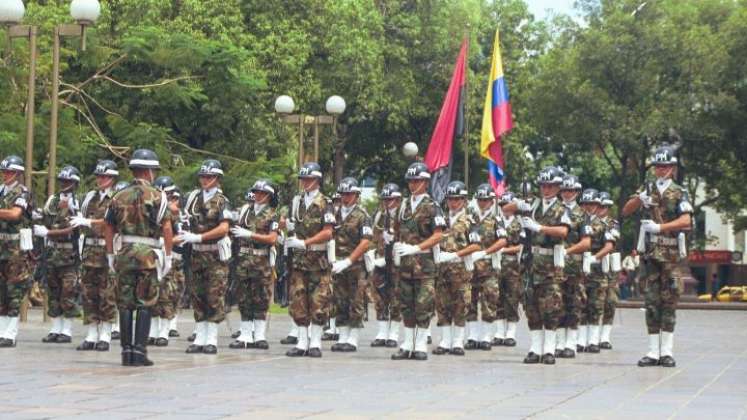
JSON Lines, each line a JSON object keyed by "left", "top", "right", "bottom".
{"left": 532, "top": 246, "right": 554, "bottom": 256}
{"left": 193, "top": 243, "right": 220, "bottom": 252}
{"left": 121, "top": 235, "right": 160, "bottom": 247}
{"left": 48, "top": 240, "right": 74, "bottom": 249}
{"left": 649, "top": 235, "right": 677, "bottom": 246}
{"left": 307, "top": 244, "right": 326, "bottom": 252}
{"left": 239, "top": 247, "right": 268, "bottom": 256}
{"left": 0, "top": 233, "right": 20, "bottom": 241}
{"left": 85, "top": 238, "right": 106, "bottom": 247}
{"left": 503, "top": 255, "right": 518, "bottom": 262}
{"left": 569, "top": 254, "right": 583, "bottom": 261}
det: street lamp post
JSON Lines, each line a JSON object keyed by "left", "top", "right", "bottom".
{"left": 48, "top": 0, "right": 100, "bottom": 195}
{"left": 1, "top": 0, "right": 37, "bottom": 188}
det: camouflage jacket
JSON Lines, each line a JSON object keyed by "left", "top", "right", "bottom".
{"left": 42, "top": 192, "right": 80, "bottom": 267}
{"left": 185, "top": 188, "right": 232, "bottom": 244}
{"left": 105, "top": 179, "right": 171, "bottom": 270}
{"left": 440, "top": 209, "right": 477, "bottom": 253}
{"left": 335, "top": 204, "right": 372, "bottom": 262}
{"left": 236, "top": 203, "right": 278, "bottom": 276}
{"left": 372, "top": 207, "right": 399, "bottom": 257}
{"left": 564, "top": 202, "right": 589, "bottom": 274}
{"left": 637, "top": 180, "right": 692, "bottom": 263}
{"left": 291, "top": 190, "right": 336, "bottom": 271}
{"left": 473, "top": 209, "right": 505, "bottom": 276}
{"left": 397, "top": 194, "right": 446, "bottom": 277}
{"left": 498, "top": 214, "right": 524, "bottom": 269}
{"left": 530, "top": 198, "right": 570, "bottom": 270}
{"left": 80, "top": 189, "right": 114, "bottom": 268}
{"left": 587, "top": 215, "right": 610, "bottom": 253}
{"left": 0, "top": 182, "right": 33, "bottom": 260}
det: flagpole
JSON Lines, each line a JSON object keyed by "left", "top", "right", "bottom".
{"left": 463, "top": 28, "right": 470, "bottom": 186}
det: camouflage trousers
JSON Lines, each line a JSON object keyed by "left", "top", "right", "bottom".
{"left": 237, "top": 275, "right": 273, "bottom": 321}
{"left": 560, "top": 272, "right": 586, "bottom": 329}
{"left": 399, "top": 276, "right": 434, "bottom": 329}
{"left": 333, "top": 264, "right": 368, "bottom": 329}
{"left": 80, "top": 265, "right": 116, "bottom": 324}
{"left": 603, "top": 280, "right": 620, "bottom": 325}
{"left": 0, "top": 257, "right": 31, "bottom": 317}
{"left": 525, "top": 264, "right": 564, "bottom": 330}
{"left": 498, "top": 262, "right": 523, "bottom": 323}
{"left": 435, "top": 263, "right": 471, "bottom": 327}
{"left": 189, "top": 252, "right": 228, "bottom": 323}
{"left": 467, "top": 272, "right": 500, "bottom": 323}
{"left": 583, "top": 270, "right": 608, "bottom": 325}
{"left": 642, "top": 259, "right": 680, "bottom": 334}
{"left": 46, "top": 265, "right": 81, "bottom": 318}
{"left": 371, "top": 266, "right": 401, "bottom": 322}
{"left": 289, "top": 268, "right": 332, "bottom": 327}
{"left": 152, "top": 264, "right": 184, "bottom": 320}
{"left": 117, "top": 269, "right": 159, "bottom": 310}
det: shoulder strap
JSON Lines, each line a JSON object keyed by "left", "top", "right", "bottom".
{"left": 185, "top": 189, "right": 200, "bottom": 216}
{"left": 81, "top": 190, "right": 96, "bottom": 216}
{"left": 156, "top": 191, "right": 168, "bottom": 224}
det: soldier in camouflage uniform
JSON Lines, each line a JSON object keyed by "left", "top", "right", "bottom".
{"left": 514, "top": 166, "right": 571, "bottom": 365}
{"left": 493, "top": 192, "right": 524, "bottom": 347}
{"left": 556, "top": 175, "right": 589, "bottom": 358}
{"left": 229, "top": 180, "right": 279, "bottom": 350}
{"left": 578, "top": 189, "right": 614, "bottom": 354}
{"left": 0, "top": 155, "right": 34, "bottom": 347}
{"left": 177, "top": 159, "right": 232, "bottom": 355}
{"left": 69, "top": 161, "right": 119, "bottom": 351}
{"left": 391, "top": 162, "right": 446, "bottom": 361}
{"left": 623, "top": 145, "right": 692, "bottom": 368}
{"left": 284, "top": 162, "right": 336, "bottom": 358}
{"left": 597, "top": 192, "right": 621, "bottom": 350}
{"left": 105, "top": 149, "right": 173, "bottom": 367}
{"left": 465, "top": 184, "right": 507, "bottom": 351}
{"left": 148, "top": 176, "right": 188, "bottom": 347}
{"left": 323, "top": 193, "right": 343, "bottom": 342}
{"left": 329, "top": 178, "right": 372, "bottom": 353}
{"left": 35, "top": 166, "right": 83, "bottom": 344}
{"left": 370, "top": 183, "right": 402, "bottom": 348}
{"left": 109, "top": 180, "right": 130, "bottom": 342}
{"left": 432, "top": 181, "right": 480, "bottom": 356}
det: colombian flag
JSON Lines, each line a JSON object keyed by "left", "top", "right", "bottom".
{"left": 480, "top": 29, "right": 513, "bottom": 195}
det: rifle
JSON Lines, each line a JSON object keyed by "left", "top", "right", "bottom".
{"left": 377, "top": 206, "right": 394, "bottom": 318}
{"left": 520, "top": 179, "right": 534, "bottom": 298}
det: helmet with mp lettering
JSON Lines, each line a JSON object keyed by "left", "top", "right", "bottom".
{"left": 579, "top": 188, "right": 599, "bottom": 204}
{"left": 337, "top": 177, "right": 361, "bottom": 194}
{"left": 651, "top": 145, "right": 677, "bottom": 166}
{"left": 536, "top": 166, "right": 563, "bottom": 185}
{"left": 0, "top": 155, "right": 24, "bottom": 172}
{"left": 445, "top": 181, "right": 468, "bottom": 198}
{"left": 404, "top": 162, "right": 430, "bottom": 180}
{"left": 251, "top": 179, "right": 276, "bottom": 196}
{"left": 93, "top": 160, "right": 119, "bottom": 177}
{"left": 197, "top": 159, "right": 224, "bottom": 177}
{"left": 598, "top": 191, "right": 613, "bottom": 207}
{"left": 474, "top": 183, "right": 495, "bottom": 200}
{"left": 560, "top": 174, "right": 582, "bottom": 191}
{"left": 298, "top": 162, "right": 323, "bottom": 179}
{"left": 498, "top": 191, "right": 516, "bottom": 206}
{"left": 379, "top": 183, "right": 402, "bottom": 199}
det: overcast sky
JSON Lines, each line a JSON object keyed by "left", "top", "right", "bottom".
{"left": 526, "top": 0, "right": 577, "bottom": 20}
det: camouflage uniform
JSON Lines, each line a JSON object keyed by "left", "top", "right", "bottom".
{"left": 602, "top": 216, "right": 621, "bottom": 325}
{"left": 561, "top": 204, "right": 587, "bottom": 332}
{"left": 235, "top": 204, "right": 278, "bottom": 322}
{"left": 468, "top": 210, "right": 502, "bottom": 325}
{"left": 0, "top": 181, "right": 33, "bottom": 345}
{"left": 435, "top": 210, "right": 476, "bottom": 328}
{"left": 42, "top": 193, "right": 82, "bottom": 320}
{"left": 581, "top": 214, "right": 611, "bottom": 351}
{"left": 371, "top": 208, "right": 401, "bottom": 324}
{"left": 79, "top": 190, "right": 117, "bottom": 325}
{"left": 495, "top": 214, "right": 524, "bottom": 345}
{"left": 332, "top": 205, "right": 372, "bottom": 329}
{"left": 184, "top": 189, "right": 231, "bottom": 323}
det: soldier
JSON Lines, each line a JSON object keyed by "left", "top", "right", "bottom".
{"left": 493, "top": 192, "right": 523, "bottom": 347}
{"left": 465, "top": 184, "right": 508, "bottom": 351}
{"left": 622, "top": 145, "right": 692, "bottom": 368}
{"left": 177, "top": 159, "right": 232, "bottom": 355}
{"left": 514, "top": 166, "right": 571, "bottom": 365}
{"left": 104, "top": 149, "right": 173, "bottom": 366}
{"left": 391, "top": 162, "right": 445, "bottom": 361}
{"left": 147, "top": 176, "right": 187, "bottom": 347}
{"left": 69, "top": 160, "right": 119, "bottom": 351}
{"left": 230, "top": 189, "right": 256, "bottom": 342}
{"left": 283, "top": 162, "right": 336, "bottom": 358}
{"left": 328, "top": 178, "right": 372, "bottom": 352}
{"left": 370, "top": 183, "right": 402, "bottom": 348}
{"left": 229, "top": 180, "right": 279, "bottom": 350}
{"left": 109, "top": 180, "right": 129, "bottom": 342}
{"left": 0, "top": 155, "right": 33, "bottom": 347}
{"left": 323, "top": 193, "right": 343, "bottom": 342}
{"left": 556, "top": 175, "right": 589, "bottom": 358}
{"left": 34, "top": 166, "right": 83, "bottom": 344}
{"left": 597, "top": 192, "right": 621, "bottom": 350}
{"left": 578, "top": 189, "right": 615, "bottom": 354}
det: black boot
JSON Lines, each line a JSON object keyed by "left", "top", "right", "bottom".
{"left": 119, "top": 310, "right": 134, "bottom": 366}
{"left": 132, "top": 308, "right": 154, "bottom": 367}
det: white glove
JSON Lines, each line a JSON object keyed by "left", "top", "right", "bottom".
{"left": 471, "top": 250, "right": 487, "bottom": 261}
{"left": 230, "top": 226, "right": 254, "bottom": 238}
{"left": 285, "top": 237, "right": 306, "bottom": 250}
{"left": 175, "top": 232, "right": 202, "bottom": 244}
{"left": 438, "top": 251, "right": 459, "bottom": 264}
{"left": 107, "top": 254, "right": 116, "bottom": 273}
{"left": 382, "top": 231, "right": 395, "bottom": 245}
{"left": 374, "top": 257, "right": 386, "bottom": 267}
{"left": 640, "top": 219, "right": 661, "bottom": 234}
{"left": 285, "top": 220, "right": 295, "bottom": 232}
{"left": 32, "top": 209, "right": 43, "bottom": 220}
{"left": 69, "top": 216, "right": 92, "bottom": 228}
{"left": 521, "top": 217, "right": 542, "bottom": 233}
{"left": 332, "top": 258, "right": 352, "bottom": 274}
{"left": 638, "top": 191, "right": 654, "bottom": 208}
{"left": 394, "top": 242, "right": 421, "bottom": 257}
{"left": 517, "top": 199, "right": 533, "bottom": 212}
{"left": 33, "top": 225, "right": 48, "bottom": 238}
{"left": 162, "top": 254, "right": 173, "bottom": 277}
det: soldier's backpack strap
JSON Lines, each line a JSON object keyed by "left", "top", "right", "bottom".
{"left": 80, "top": 190, "right": 96, "bottom": 216}
{"left": 156, "top": 191, "right": 168, "bottom": 225}
{"left": 290, "top": 194, "right": 301, "bottom": 222}
{"left": 238, "top": 203, "right": 251, "bottom": 227}
{"left": 42, "top": 194, "right": 56, "bottom": 215}
{"left": 185, "top": 189, "right": 200, "bottom": 217}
